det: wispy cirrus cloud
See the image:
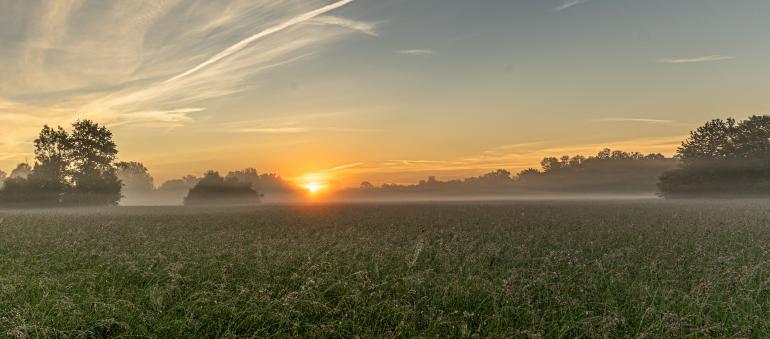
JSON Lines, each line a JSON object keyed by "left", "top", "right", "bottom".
{"left": 657, "top": 55, "right": 734, "bottom": 64}
{"left": 109, "top": 108, "right": 203, "bottom": 128}
{"left": 212, "top": 112, "right": 373, "bottom": 134}
{"left": 398, "top": 49, "right": 435, "bottom": 57}
{"left": 325, "top": 162, "right": 364, "bottom": 172}
{"left": 167, "top": 0, "right": 355, "bottom": 83}
{"left": 554, "top": 0, "right": 589, "bottom": 11}
{"left": 591, "top": 117, "right": 686, "bottom": 126}
{"left": 0, "top": 0, "right": 375, "bottom": 166}
{"left": 312, "top": 16, "right": 379, "bottom": 37}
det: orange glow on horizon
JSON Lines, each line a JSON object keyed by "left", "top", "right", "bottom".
{"left": 305, "top": 182, "right": 324, "bottom": 193}
{"left": 297, "top": 172, "right": 330, "bottom": 195}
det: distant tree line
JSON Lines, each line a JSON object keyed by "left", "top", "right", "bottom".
{"left": 134, "top": 168, "right": 299, "bottom": 205}
{"left": 532, "top": 149, "right": 666, "bottom": 174}
{"left": 346, "top": 115, "right": 770, "bottom": 199}
{"left": 342, "top": 149, "right": 676, "bottom": 198}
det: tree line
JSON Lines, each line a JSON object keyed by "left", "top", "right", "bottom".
{"left": 0, "top": 121, "right": 299, "bottom": 206}
{"left": 2, "top": 115, "right": 770, "bottom": 205}
{"left": 344, "top": 149, "right": 675, "bottom": 198}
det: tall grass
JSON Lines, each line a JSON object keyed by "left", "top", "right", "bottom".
{"left": 2, "top": 201, "right": 770, "bottom": 337}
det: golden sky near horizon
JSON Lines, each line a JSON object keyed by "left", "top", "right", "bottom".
{"left": 2, "top": 0, "right": 770, "bottom": 187}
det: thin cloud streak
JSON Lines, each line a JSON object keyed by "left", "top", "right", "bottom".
{"left": 325, "top": 162, "right": 365, "bottom": 172}
{"left": 554, "top": 0, "right": 589, "bottom": 11}
{"left": 657, "top": 55, "right": 735, "bottom": 64}
{"left": 212, "top": 111, "right": 373, "bottom": 134}
{"left": 398, "top": 49, "right": 435, "bottom": 57}
{"left": 591, "top": 118, "right": 689, "bottom": 127}
{"left": 312, "top": 16, "right": 378, "bottom": 36}
{"left": 109, "top": 108, "right": 203, "bottom": 127}
{"left": 167, "top": 0, "right": 355, "bottom": 82}
{"left": 233, "top": 127, "right": 308, "bottom": 134}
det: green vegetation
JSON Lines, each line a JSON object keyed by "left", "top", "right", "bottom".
{"left": 0, "top": 120, "right": 122, "bottom": 206}
{"left": 3, "top": 201, "right": 770, "bottom": 337}
{"left": 660, "top": 116, "right": 770, "bottom": 197}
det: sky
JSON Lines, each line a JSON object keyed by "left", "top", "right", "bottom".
{"left": 1, "top": 0, "right": 770, "bottom": 187}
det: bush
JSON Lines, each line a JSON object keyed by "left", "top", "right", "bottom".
{"left": 184, "top": 171, "right": 261, "bottom": 206}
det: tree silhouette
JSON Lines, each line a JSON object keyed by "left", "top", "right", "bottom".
{"left": 116, "top": 162, "right": 154, "bottom": 192}
{"left": 517, "top": 168, "right": 541, "bottom": 178}
{"left": 540, "top": 157, "right": 562, "bottom": 173}
{"left": 29, "top": 125, "right": 72, "bottom": 202}
{"left": 65, "top": 120, "right": 121, "bottom": 205}
{"left": 659, "top": 115, "right": 770, "bottom": 197}
{"left": 184, "top": 171, "right": 261, "bottom": 206}
{"left": 9, "top": 163, "right": 31, "bottom": 179}
{"left": 0, "top": 120, "right": 122, "bottom": 206}
{"left": 226, "top": 168, "right": 298, "bottom": 194}
{"left": 159, "top": 175, "right": 199, "bottom": 192}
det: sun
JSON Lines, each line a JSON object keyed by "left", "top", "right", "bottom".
{"left": 306, "top": 183, "right": 323, "bottom": 193}
{"left": 297, "top": 172, "right": 331, "bottom": 195}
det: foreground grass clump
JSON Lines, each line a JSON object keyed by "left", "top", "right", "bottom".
{"left": 3, "top": 201, "right": 770, "bottom": 337}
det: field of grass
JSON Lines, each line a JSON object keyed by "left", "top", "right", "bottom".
{"left": 3, "top": 201, "right": 770, "bottom": 337}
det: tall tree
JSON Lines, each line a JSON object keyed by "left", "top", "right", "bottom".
{"left": 29, "top": 125, "right": 71, "bottom": 194}
{"left": 67, "top": 120, "right": 122, "bottom": 205}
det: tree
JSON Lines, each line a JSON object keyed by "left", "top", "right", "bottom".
{"left": 159, "top": 175, "right": 199, "bottom": 192}
{"left": 517, "top": 168, "right": 541, "bottom": 178}
{"left": 66, "top": 120, "right": 121, "bottom": 205}
{"left": 225, "top": 168, "right": 260, "bottom": 190}
{"left": 29, "top": 125, "right": 72, "bottom": 198}
{"left": 0, "top": 121, "right": 123, "bottom": 206}
{"left": 645, "top": 153, "right": 665, "bottom": 160}
{"left": 184, "top": 171, "right": 261, "bottom": 206}
{"left": 116, "top": 161, "right": 154, "bottom": 192}
{"left": 568, "top": 155, "right": 586, "bottom": 167}
{"left": 611, "top": 150, "right": 630, "bottom": 160}
{"left": 474, "top": 169, "right": 513, "bottom": 185}
{"left": 659, "top": 115, "right": 770, "bottom": 197}
{"left": 540, "top": 157, "right": 562, "bottom": 173}
{"left": 0, "top": 169, "right": 6, "bottom": 190}
{"left": 9, "top": 163, "right": 31, "bottom": 179}
{"left": 676, "top": 118, "right": 739, "bottom": 162}
{"left": 596, "top": 148, "right": 612, "bottom": 160}
{"left": 115, "top": 161, "right": 154, "bottom": 205}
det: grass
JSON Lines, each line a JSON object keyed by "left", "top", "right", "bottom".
{"left": 2, "top": 200, "right": 770, "bottom": 337}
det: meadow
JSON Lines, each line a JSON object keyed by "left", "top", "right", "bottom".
{"left": 2, "top": 200, "right": 770, "bottom": 337}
